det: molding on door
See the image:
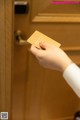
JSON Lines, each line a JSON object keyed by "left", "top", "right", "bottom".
{"left": 32, "top": 14, "right": 80, "bottom": 23}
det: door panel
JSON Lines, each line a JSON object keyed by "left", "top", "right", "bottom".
{"left": 12, "top": 0, "right": 80, "bottom": 120}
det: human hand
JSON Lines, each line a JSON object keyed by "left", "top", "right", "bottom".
{"left": 30, "top": 42, "right": 72, "bottom": 72}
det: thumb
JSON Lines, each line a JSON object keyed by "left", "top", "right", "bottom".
{"left": 39, "top": 41, "right": 52, "bottom": 50}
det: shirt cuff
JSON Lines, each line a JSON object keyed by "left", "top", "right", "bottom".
{"left": 63, "top": 63, "right": 80, "bottom": 98}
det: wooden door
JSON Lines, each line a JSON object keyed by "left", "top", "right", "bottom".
{"left": 0, "top": 0, "right": 13, "bottom": 120}
{"left": 12, "top": 0, "right": 80, "bottom": 120}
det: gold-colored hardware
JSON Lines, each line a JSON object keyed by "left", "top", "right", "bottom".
{"left": 15, "top": 30, "right": 28, "bottom": 45}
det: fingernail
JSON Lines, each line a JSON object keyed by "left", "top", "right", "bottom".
{"left": 39, "top": 41, "right": 45, "bottom": 44}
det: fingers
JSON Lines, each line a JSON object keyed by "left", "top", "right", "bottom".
{"left": 39, "top": 41, "right": 53, "bottom": 49}
{"left": 30, "top": 41, "right": 53, "bottom": 56}
{"left": 30, "top": 45, "right": 45, "bottom": 59}
{"left": 30, "top": 45, "right": 39, "bottom": 55}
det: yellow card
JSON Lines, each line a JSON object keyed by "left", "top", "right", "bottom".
{"left": 27, "top": 31, "right": 61, "bottom": 48}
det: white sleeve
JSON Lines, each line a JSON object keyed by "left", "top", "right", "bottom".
{"left": 63, "top": 63, "right": 80, "bottom": 98}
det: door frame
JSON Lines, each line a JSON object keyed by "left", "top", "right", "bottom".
{"left": 0, "top": 0, "right": 13, "bottom": 119}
